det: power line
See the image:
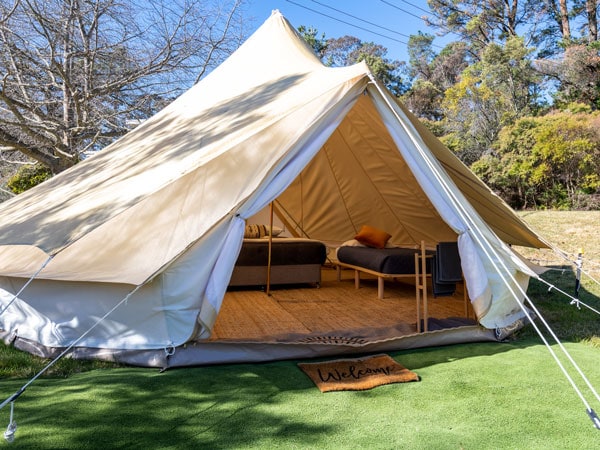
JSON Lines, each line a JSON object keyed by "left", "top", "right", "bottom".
{"left": 379, "top": 0, "right": 424, "bottom": 21}
{"left": 397, "top": 0, "right": 431, "bottom": 15}
{"left": 308, "top": 0, "right": 414, "bottom": 40}
{"left": 382, "top": 0, "right": 463, "bottom": 40}
{"left": 286, "top": 0, "right": 445, "bottom": 51}
{"left": 285, "top": 0, "right": 411, "bottom": 45}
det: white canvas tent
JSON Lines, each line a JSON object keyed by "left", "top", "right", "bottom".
{"left": 0, "top": 11, "right": 549, "bottom": 367}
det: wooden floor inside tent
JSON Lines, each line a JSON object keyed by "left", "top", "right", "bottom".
{"left": 210, "top": 266, "right": 476, "bottom": 344}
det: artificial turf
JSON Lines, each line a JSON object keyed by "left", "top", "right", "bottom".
{"left": 1, "top": 338, "right": 598, "bottom": 449}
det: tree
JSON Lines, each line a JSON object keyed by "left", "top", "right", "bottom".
{"left": 424, "top": 0, "right": 600, "bottom": 58}
{"left": 0, "top": 0, "right": 245, "bottom": 175}
{"left": 554, "top": 44, "right": 600, "bottom": 109}
{"left": 442, "top": 37, "right": 541, "bottom": 164}
{"left": 425, "top": 0, "right": 537, "bottom": 53}
{"left": 472, "top": 107, "right": 600, "bottom": 209}
{"left": 530, "top": 0, "right": 599, "bottom": 57}
{"left": 558, "top": 0, "right": 572, "bottom": 40}
{"left": 297, "top": 25, "right": 327, "bottom": 58}
{"left": 403, "top": 34, "right": 468, "bottom": 120}
{"left": 586, "top": 0, "right": 598, "bottom": 41}
{"left": 561, "top": 0, "right": 599, "bottom": 43}
{"left": 534, "top": 0, "right": 572, "bottom": 57}
{"left": 321, "top": 35, "right": 407, "bottom": 96}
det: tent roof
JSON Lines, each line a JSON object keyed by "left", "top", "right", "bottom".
{"left": 0, "top": 11, "right": 547, "bottom": 285}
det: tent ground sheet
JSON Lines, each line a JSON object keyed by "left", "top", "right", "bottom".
{"left": 211, "top": 267, "right": 479, "bottom": 344}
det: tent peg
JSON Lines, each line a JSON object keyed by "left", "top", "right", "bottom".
{"left": 575, "top": 248, "right": 584, "bottom": 298}
{"left": 587, "top": 408, "right": 600, "bottom": 430}
{"left": 3, "top": 402, "right": 17, "bottom": 443}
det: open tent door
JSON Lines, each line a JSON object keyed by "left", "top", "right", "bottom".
{"left": 274, "top": 93, "right": 457, "bottom": 249}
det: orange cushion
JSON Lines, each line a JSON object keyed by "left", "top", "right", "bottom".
{"left": 354, "top": 225, "right": 391, "bottom": 249}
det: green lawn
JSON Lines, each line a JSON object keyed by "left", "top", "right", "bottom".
{"left": 1, "top": 339, "right": 599, "bottom": 449}
{"left": 1, "top": 210, "right": 599, "bottom": 448}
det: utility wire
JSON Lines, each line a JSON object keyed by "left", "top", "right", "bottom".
{"left": 381, "top": 0, "right": 463, "bottom": 40}
{"left": 308, "top": 0, "right": 413, "bottom": 40}
{"left": 379, "top": 0, "right": 424, "bottom": 20}
{"left": 285, "top": 0, "right": 410, "bottom": 45}
{"left": 308, "top": 0, "right": 445, "bottom": 50}
{"left": 286, "top": 0, "right": 453, "bottom": 52}
{"left": 398, "top": 0, "right": 431, "bottom": 15}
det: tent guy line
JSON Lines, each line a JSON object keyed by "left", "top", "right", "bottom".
{"left": 1, "top": 282, "right": 146, "bottom": 442}
{"left": 0, "top": 255, "right": 52, "bottom": 316}
{"left": 370, "top": 73, "right": 600, "bottom": 429}
{"left": 541, "top": 278, "right": 600, "bottom": 315}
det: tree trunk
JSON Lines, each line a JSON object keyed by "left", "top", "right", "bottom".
{"left": 586, "top": 0, "right": 598, "bottom": 41}
{"left": 559, "top": 0, "right": 571, "bottom": 40}
{"left": 506, "top": 0, "right": 519, "bottom": 36}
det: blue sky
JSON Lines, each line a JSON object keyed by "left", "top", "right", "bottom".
{"left": 244, "top": 0, "right": 450, "bottom": 63}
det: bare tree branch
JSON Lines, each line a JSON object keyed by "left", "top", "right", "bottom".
{"left": 0, "top": 0, "right": 247, "bottom": 173}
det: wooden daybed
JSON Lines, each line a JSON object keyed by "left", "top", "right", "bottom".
{"left": 336, "top": 244, "right": 432, "bottom": 298}
{"left": 228, "top": 238, "right": 327, "bottom": 288}
{"left": 336, "top": 241, "right": 468, "bottom": 332}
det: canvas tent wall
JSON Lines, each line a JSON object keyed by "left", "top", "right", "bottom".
{"left": 0, "top": 11, "right": 548, "bottom": 367}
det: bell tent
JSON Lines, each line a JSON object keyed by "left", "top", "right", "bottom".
{"left": 0, "top": 11, "right": 549, "bottom": 368}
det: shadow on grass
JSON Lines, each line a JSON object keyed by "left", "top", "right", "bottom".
{"left": 7, "top": 360, "right": 332, "bottom": 448}
{"left": 6, "top": 336, "right": 584, "bottom": 448}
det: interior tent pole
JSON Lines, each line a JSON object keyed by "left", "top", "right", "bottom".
{"left": 367, "top": 77, "right": 600, "bottom": 429}
{"left": 272, "top": 201, "right": 301, "bottom": 238}
{"left": 266, "top": 202, "right": 274, "bottom": 296}
{"left": 272, "top": 201, "right": 309, "bottom": 239}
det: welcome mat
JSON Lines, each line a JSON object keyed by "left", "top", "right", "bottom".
{"left": 298, "top": 354, "right": 420, "bottom": 392}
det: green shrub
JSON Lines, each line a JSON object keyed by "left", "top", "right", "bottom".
{"left": 473, "top": 110, "right": 600, "bottom": 209}
{"left": 7, "top": 164, "right": 52, "bottom": 194}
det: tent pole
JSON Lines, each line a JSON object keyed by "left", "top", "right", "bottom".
{"left": 266, "top": 202, "right": 274, "bottom": 296}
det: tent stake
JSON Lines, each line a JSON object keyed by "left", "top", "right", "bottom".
{"left": 575, "top": 248, "right": 583, "bottom": 299}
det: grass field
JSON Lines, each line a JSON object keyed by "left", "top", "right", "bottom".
{"left": 0, "top": 210, "right": 599, "bottom": 448}
{"left": 515, "top": 210, "right": 600, "bottom": 346}
{"left": 516, "top": 210, "right": 600, "bottom": 281}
